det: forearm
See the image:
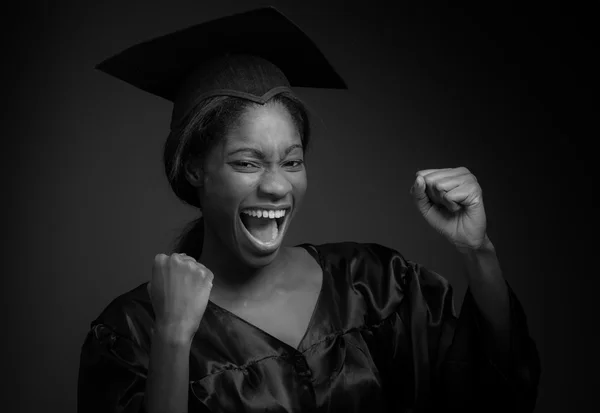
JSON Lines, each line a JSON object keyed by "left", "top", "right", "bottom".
{"left": 145, "top": 325, "right": 193, "bottom": 413}
{"left": 458, "top": 236, "right": 511, "bottom": 354}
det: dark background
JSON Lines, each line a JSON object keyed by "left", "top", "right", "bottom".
{"left": 1, "top": 0, "right": 590, "bottom": 412}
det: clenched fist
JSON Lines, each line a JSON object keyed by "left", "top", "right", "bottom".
{"left": 410, "top": 167, "right": 487, "bottom": 251}
{"left": 147, "top": 253, "right": 214, "bottom": 343}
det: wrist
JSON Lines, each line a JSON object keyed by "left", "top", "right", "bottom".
{"left": 456, "top": 234, "right": 495, "bottom": 256}
{"left": 458, "top": 236, "right": 504, "bottom": 285}
{"left": 153, "top": 321, "right": 196, "bottom": 346}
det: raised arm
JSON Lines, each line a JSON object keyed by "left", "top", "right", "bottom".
{"left": 77, "top": 253, "right": 214, "bottom": 413}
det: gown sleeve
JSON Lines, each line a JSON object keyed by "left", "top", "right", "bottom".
{"left": 77, "top": 321, "right": 150, "bottom": 413}
{"left": 359, "top": 243, "right": 541, "bottom": 412}
{"left": 77, "top": 287, "right": 211, "bottom": 413}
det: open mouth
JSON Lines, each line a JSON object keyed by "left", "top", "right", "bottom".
{"left": 239, "top": 208, "right": 290, "bottom": 247}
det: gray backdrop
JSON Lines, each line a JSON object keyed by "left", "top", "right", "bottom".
{"left": 2, "top": 1, "right": 588, "bottom": 412}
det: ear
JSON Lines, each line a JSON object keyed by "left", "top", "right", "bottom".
{"left": 184, "top": 158, "right": 204, "bottom": 188}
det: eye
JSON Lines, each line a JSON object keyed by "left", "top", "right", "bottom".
{"left": 231, "top": 161, "right": 260, "bottom": 170}
{"left": 284, "top": 160, "right": 304, "bottom": 169}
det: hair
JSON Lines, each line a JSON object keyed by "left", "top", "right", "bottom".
{"left": 163, "top": 92, "right": 311, "bottom": 257}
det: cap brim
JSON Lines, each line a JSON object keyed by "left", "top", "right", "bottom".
{"left": 95, "top": 6, "right": 348, "bottom": 102}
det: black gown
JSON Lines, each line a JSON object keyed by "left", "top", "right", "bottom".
{"left": 77, "top": 242, "right": 541, "bottom": 412}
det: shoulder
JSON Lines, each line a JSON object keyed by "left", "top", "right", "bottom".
{"left": 79, "top": 284, "right": 152, "bottom": 385}
{"left": 303, "top": 241, "right": 405, "bottom": 263}
{"left": 304, "top": 241, "right": 411, "bottom": 277}
{"left": 303, "top": 241, "right": 451, "bottom": 320}
{"left": 87, "top": 282, "right": 154, "bottom": 350}
{"left": 302, "top": 242, "right": 411, "bottom": 318}
{"left": 314, "top": 241, "right": 447, "bottom": 282}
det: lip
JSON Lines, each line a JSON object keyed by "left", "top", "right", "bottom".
{"left": 240, "top": 204, "right": 292, "bottom": 211}
{"left": 237, "top": 206, "right": 292, "bottom": 254}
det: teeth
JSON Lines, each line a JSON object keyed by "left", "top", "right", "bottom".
{"left": 241, "top": 209, "right": 287, "bottom": 219}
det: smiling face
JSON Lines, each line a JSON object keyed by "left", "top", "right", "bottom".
{"left": 195, "top": 100, "right": 307, "bottom": 268}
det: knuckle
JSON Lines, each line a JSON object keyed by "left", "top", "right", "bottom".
{"left": 153, "top": 254, "right": 168, "bottom": 269}
{"left": 198, "top": 266, "right": 213, "bottom": 281}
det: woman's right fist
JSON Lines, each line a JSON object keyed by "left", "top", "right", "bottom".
{"left": 147, "top": 253, "right": 214, "bottom": 343}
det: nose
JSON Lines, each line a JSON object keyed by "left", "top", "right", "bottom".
{"left": 257, "top": 168, "right": 292, "bottom": 200}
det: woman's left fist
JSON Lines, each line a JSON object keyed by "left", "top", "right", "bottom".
{"left": 410, "top": 167, "right": 487, "bottom": 250}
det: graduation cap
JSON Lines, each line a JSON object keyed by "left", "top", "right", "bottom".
{"left": 96, "top": 6, "right": 347, "bottom": 129}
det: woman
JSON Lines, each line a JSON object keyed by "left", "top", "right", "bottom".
{"left": 77, "top": 7, "right": 540, "bottom": 413}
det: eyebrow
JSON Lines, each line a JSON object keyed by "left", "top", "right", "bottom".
{"left": 227, "top": 144, "right": 303, "bottom": 158}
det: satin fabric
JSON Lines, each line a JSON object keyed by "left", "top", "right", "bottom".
{"left": 77, "top": 242, "right": 540, "bottom": 412}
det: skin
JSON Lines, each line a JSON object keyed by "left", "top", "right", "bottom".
{"left": 411, "top": 168, "right": 511, "bottom": 354}
{"left": 186, "top": 100, "right": 308, "bottom": 300}
{"left": 145, "top": 253, "right": 213, "bottom": 413}
{"left": 144, "top": 104, "right": 513, "bottom": 412}
{"left": 145, "top": 100, "right": 308, "bottom": 412}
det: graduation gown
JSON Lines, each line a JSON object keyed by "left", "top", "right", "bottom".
{"left": 77, "top": 242, "right": 541, "bottom": 412}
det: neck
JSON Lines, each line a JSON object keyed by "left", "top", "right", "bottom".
{"left": 198, "top": 225, "right": 290, "bottom": 300}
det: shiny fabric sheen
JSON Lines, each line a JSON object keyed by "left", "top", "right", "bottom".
{"left": 77, "top": 242, "right": 541, "bottom": 412}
